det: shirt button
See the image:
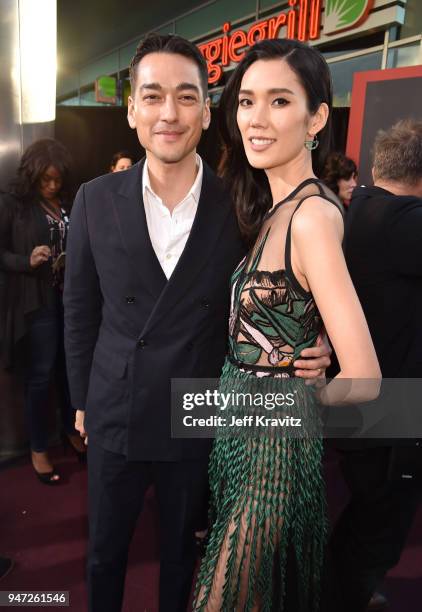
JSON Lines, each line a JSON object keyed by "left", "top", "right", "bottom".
{"left": 137, "top": 338, "right": 147, "bottom": 348}
{"left": 166, "top": 253, "right": 172, "bottom": 260}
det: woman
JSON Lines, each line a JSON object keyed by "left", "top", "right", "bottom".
{"left": 0, "top": 138, "right": 85, "bottom": 484}
{"left": 109, "top": 150, "right": 135, "bottom": 172}
{"left": 194, "top": 40, "right": 380, "bottom": 611}
{"left": 321, "top": 152, "right": 357, "bottom": 207}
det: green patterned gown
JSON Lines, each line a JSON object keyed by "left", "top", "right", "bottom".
{"left": 194, "top": 179, "right": 342, "bottom": 612}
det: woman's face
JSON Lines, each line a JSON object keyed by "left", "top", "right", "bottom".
{"left": 112, "top": 157, "right": 133, "bottom": 172}
{"left": 38, "top": 165, "right": 62, "bottom": 202}
{"left": 338, "top": 173, "right": 357, "bottom": 205}
{"left": 236, "top": 58, "right": 321, "bottom": 171}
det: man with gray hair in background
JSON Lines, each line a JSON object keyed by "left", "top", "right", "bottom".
{"left": 325, "top": 119, "right": 422, "bottom": 612}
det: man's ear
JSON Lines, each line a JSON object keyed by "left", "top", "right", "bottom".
{"left": 307, "top": 102, "right": 329, "bottom": 139}
{"left": 371, "top": 167, "right": 375, "bottom": 183}
{"left": 202, "top": 97, "right": 211, "bottom": 131}
{"left": 127, "top": 96, "right": 136, "bottom": 130}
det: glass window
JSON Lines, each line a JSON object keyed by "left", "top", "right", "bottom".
{"left": 329, "top": 51, "right": 382, "bottom": 107}
{"left": 176, "top": 0, "right": 256, "bottom": 40}
{"left": 58, "top": 95, "right": 80, "bottom": 107}
{"left": 400, "top": 0, "right": 422, "bottom": 38}
{"left": 321, "top": 31, "right": 385, "bottom": 59}
{"left": 80, "top": 87, "right": 113, "bottom": 107}
{"left": 387, "top": 43, "right": 422, "bottom": 68}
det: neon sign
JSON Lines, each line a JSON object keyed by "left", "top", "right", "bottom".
{"left": 198, "top": 0, "right": 323, "bottom": 84}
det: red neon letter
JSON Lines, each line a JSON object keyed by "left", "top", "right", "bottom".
{"left": 309, "top": 0, "right": 322, "bottom": 40}
{"left": 298, "top": 0, "right": 308, "bottom": 41}
{"left": 268, "top": 13, "right": 287, "bottom": 39}
{"left": 246, "top": 20, "right": 269, "bottom": 47}
{"left": 228, "top": 30, "right": 247, "bottom": 62}
{"left": 198, "top": 40, "right": 223, "bottom": 85}
{"left": 221, "top": 22, "right": 231, "bottom": 66}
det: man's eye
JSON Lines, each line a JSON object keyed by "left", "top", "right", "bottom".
{"left": 239, "top": 98, "right": 252, "bottom": 107}
{"left": 180, "top": 95, "right": 196, "bottom": 102}
{"left": 143, "top": 95, "right": 159, "bottom": 101}
{"left": 273, "top": 97, "right": 289, "bottom": 106}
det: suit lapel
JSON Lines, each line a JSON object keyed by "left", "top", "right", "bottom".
{"left": 142, "top": 163, "right": 231, "bottom": 333}
{"left": 111, "top": 160, "right": 167, "bottom": 300}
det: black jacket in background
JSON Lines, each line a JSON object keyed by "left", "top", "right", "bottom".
{"left": 63, "top": 160, "right": 246, "bottom": 461}
{"left": 0, "top": 193, "right": 51, "bottom": 369}
{"left": 345, "top": 185, "right": 422, "bottom": 377}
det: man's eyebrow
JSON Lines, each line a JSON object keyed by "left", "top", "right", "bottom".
{"left": 176, "top": 82, "right": 200, "bottom": 94}
{"left": 239, "top": 87, "right": 295, "bottom": 96}
{"left": 139, "top": 82, "right": 162, "bottom": 91}
{"left": 138, "top": 82, "right": 200, "bottom": 93}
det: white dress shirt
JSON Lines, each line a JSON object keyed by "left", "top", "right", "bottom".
{"left": 142, "top": 155, "right": 203, "bottom": 279}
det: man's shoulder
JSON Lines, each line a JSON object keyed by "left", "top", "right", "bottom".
{"left": 201, "top": 162, "right": 232, "bottom": 207}
{"left": 80, "top": 161, "right": 142, "bottom": 199}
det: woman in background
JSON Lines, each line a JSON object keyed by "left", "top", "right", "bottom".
{"left": 194, "top": 39, "right": 380, "bottom": 611}
{"left": 0, "top": 138, "right": 85, "bottom": 484}
{"left": 109, "top": 150, "right": 135, "bottom": 172}
{"left": 321, "top": 151, "right": 357, "bottom": 207}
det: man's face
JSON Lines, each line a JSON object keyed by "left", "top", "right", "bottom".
{"left": 128, "top": 52, "right": 210, "bottom": 165}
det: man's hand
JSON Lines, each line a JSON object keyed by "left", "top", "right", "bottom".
{"left": 294, "top": 331, "right": 332, "bottom": 380}
{"left": 75, "top": 410, "right": 88, "bottom": 446}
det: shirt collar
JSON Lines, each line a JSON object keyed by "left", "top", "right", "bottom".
{"left": 142, "top": 154, "right": 203, "bottom": 207}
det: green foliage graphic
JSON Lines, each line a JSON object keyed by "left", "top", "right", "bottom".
{"left": 325, "top": 0, "right": 371, "bottom": 33}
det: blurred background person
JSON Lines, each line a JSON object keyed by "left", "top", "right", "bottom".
{"left": 109, "top": 150, "right": 135, "bottom": 173}
{"left": 0, "top": 138, "right": 85, "bottom": 485}
{"left": 325, "top": 119, "right": 422, "bottom": 612}
{"left": 322, "top": 151, "right": 358, "bottom": 207}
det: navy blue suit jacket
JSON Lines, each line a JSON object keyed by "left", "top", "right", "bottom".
{"left": 63, "top": 160, "right": 245, "bottom": 460}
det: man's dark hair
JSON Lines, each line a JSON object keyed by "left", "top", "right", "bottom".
{"left": 373, "top": 119, "right": 422, "bottom": 186}
{"left": 129, "top": 33, "right": 208, "bottom": 99}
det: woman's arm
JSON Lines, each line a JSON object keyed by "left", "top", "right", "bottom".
{"left": 0, "top": 197, "right": 49, "bottom": 272}
{"left": 0, "top": 197, "right": 32, "bottom": 272}
{"left": 292, "top": 197, "right": 381, "bottom": 404}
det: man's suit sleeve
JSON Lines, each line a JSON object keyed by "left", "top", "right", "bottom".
{"left": 63, "top": 183, "right": 102, "bottom": 410}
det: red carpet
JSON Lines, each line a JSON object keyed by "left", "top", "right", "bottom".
{"left": 1, "top": 446, "right": 421, "bottom": 611}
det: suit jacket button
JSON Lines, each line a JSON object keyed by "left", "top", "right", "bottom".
{"left": 126, "top": 296, "right": 136, "bottom": 304}
{"left": 138, "top": 338, "right": 147, "bottom": 348}
{"left": 201, "top": 299, "right": 210, "bottom": 309}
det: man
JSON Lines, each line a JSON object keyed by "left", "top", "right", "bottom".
{"left": 326, "top": 119, "right": 422, "bottom": 612}
{"left": 64, "top": 34, "right": 330, "bottom": 612}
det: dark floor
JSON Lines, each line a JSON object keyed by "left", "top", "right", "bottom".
{"left": 0, "top": 446, "right": 421, "bottom": 611}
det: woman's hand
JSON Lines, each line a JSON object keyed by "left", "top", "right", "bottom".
{"left": 30, "top": 245, "right": 51, "bottom": 268}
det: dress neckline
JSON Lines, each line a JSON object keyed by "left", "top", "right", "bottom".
{"left": 264, "top": 177, "right": 322, "bottom": 221}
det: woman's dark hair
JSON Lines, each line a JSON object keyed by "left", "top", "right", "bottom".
{"left": 219, "top": 38, "right": 333, "bottom": 243}
{"left": 321, "top": 152, "right": 357, "bottom": 195}
{"left": 10, "top": 138, "right": 73, "bottom": 206}
{"left": 110, "top": 150, "right": 135, "bottom": 170}
{"left": 129, "top": 33, "right": 208, "bottom": 100}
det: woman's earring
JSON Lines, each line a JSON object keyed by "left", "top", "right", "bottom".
{"left": 304, "top": 135, "right": 319, "bottom": 151}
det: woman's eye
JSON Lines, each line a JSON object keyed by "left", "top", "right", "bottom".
{"left": 273, "top": 97, "right": 289, "bottom": 106}
{"left": 239, "top": 98, "right": 252, "bottom": 107}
